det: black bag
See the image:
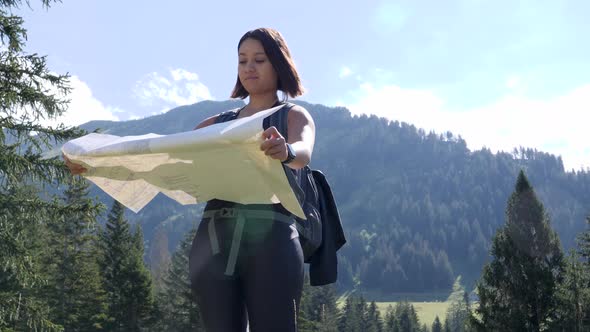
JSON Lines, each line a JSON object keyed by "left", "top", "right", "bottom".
{"left": 291, "top": 165, "right": 323, "bottom": 262}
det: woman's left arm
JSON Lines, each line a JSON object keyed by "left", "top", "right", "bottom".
{"left": 260, "top": 105, "right": 315, "bottom": 170}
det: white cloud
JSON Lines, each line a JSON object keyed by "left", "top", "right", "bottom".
{"left": 40, "top": 75, "right": 120, "bottom": 128}
{"left": 347, "top": 83, "right": 590, "bottom": 171}
{"left": 339, "top": 66, "right": 353, "bottom": 79}
{"left": 171, "top": 68, "right": 200, "bottom": 82}
{"left": 133, "top": 68, "right": 213, "bottom": 111}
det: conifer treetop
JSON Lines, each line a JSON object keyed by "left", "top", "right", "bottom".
{"left": 515, "top": 169, "right": 532, "bottom": 193}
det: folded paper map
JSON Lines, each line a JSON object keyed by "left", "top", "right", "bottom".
{"left": 61, "top": 105, "right": 305, "bottom": 218}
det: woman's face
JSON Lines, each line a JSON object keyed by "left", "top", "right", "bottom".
{"left": 238, "top": 38, "right": 278, "bottom": 96}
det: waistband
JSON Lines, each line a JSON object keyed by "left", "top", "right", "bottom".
{"left": 202, "top": 208, "right": 294, "bottom": 223}
{"left": 202, "top": 208, "right": 295, "bottom": 276}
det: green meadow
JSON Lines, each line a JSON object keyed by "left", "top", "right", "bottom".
{"left": 375, "top": 301, "right": 450, "bottom": 327}
{"left": 337, "top": 292, "right": 452, "bottom": 327}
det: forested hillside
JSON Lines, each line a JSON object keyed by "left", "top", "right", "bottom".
{"left": 81, "top": 100, "right": 590, "bottom": 295}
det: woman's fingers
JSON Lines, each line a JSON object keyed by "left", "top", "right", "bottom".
{"left": 63, "top": 154, "right": 87, "bottom": 175}
{"left": 261, "top": 136, "right": 285, "bottom": 151}
{"left": 260, "top": 127, "right": 287, "bottom": 161}
{"left": 266, "top": 145, "right": 288, "bottom": 160}
{"left": 261, "top": 126, "right": 281, "bottom": 140}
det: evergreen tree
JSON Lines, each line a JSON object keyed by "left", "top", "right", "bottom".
{"left": 100, "top": 200, "right": 155, "bottom": 331}
{"left": 41, "top": 178, "right": 108, "bottom": 331}
{"left": 299, "top": 281, "right": 340, "bottom": 332}
{"left": 0, "top": 1, "right": 100, "bottom": 329}
{"left": 554, "top": 250, "right": 588, "bottom": 331}
{"left": 356, "top": 295, "right": 371, "bottom": 331}
{"left": 444, "top": 277, "right": 470, "bottom": 332}
{"left": 297, "top": 274, "right": 317, "bottom": 332}
{"left": 125, "top": 224, "right": 156, "bottom": 330}
{"left": 148, "top": 227, "right": 171, "bottom": 291}
{"left": 367, "top": 301, "right": 383, "bottom": 332}
{"left": 578, "top": 217, "right": 590, "bottom": 265}
{"left": 156, "top": 228, "right": 203, "bottom": 331}
{"left": 0, "top": 185, "right": 61, "bottom": 331}
{"left": 443, "top": 318, "right": 451, "bottom": 332}
{"left": 384, "top": 305, "right": 396, "bottom": 332}
{"left": 472, "top": 170, "right": 565, "bottom": 331}
{"left": 394, "top": 301, "right": 420, "bottom": 332}
{"left": 576, "top": 217, "right": 590, "bottom": 329}
{"left": 432, "top": 316, "right": 443, "bottom": 332}
{"left": 316, "top": 301, "right": 339, "bottom": 332}
{"left": 339, "top": 295, "right": 364, "bottom": 332}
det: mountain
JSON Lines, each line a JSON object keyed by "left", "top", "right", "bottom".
{"left": 79, "top": 99, "right": 590, "bottom": 297}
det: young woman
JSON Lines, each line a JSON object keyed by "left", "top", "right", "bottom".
{"left": 189, "top": 28, "right": 315, "bottom": 331}
{"left": 65, "top": 27, "right": 315, "bottom": 331}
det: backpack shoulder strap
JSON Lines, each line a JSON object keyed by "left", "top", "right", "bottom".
{"left": 215, "top": 107, "right": 243, "bottom": 124}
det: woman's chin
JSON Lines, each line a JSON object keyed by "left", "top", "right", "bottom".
{"left": 245, "top": 87, "right": 276, "bottom": 96}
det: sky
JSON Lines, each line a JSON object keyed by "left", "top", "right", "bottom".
{"left": 13, "top": 0, "right": 590, "bottom": 171}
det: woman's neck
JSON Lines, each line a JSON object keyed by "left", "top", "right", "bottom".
{"left": 246, "top": 92, "right": 280, "bottom": 113}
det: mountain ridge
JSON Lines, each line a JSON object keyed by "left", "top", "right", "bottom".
{"left": 76, "top": 99, "right": 590, "bottom": 295}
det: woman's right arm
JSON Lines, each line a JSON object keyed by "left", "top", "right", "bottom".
{"left": 194, "top": 115, "right": 219, "bottom": 130}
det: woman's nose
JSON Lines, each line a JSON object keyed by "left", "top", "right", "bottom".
{"left": 246, "top": 61, "right": 256, "bottom": 71}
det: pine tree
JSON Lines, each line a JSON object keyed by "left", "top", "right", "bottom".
{"left": 0, "top": 1, "right": 100, "bottom": 329}
{"left": 554, "top": 250, "right": 587, "bottom": 331}
{"left": 394, "top": 301, "right": 420, "bottom": 332}
{"left": 298, "top": 281, "right": 340, "bottom": 332}
{"left": 445, "top": 277, "right": 470, "bottom": 332}
{"left": 568, "top": 217, "right": 590, "bottom": 330}
{"left": 367, "top": 301, "right": 383, "bottom": 332}
{"left": 578, "top": 217, "right": 590, "bottom": 265}
{"left": 384, "top": 305, "right": 396, "bottom": 332}
{"left": 339, "top": 295, "right": 364, "bottom": 332}
{"left": 316, "top": 301, "right": 340, "bottom": 332}
{"left": 124, "top": 224, "right": 156, "bottom": 330}
{"left": 297, "top": 274, "right": 318, "bottom": 332}
{"left": 41, "top": 178, "right": 108, "bottom": 331}
{"left": 157, "top": 228, "right": 204, "bottom": 331}
{"left": 148, "top": 227, "right": 171, "bottom": 291}
{"left": 443, "top": 317, "right": 451, "bottom": 332}
{"left": 356, "top": 295, "right": 370, "bottom": 331}
{"left": 432, "top": 316, "right": 443, "bottom": 332}
{"left": 100, "top": 200, "right": 155, "bottom": 331}
{"left": 472, "top": 170, "right": 565, "bottom": 331}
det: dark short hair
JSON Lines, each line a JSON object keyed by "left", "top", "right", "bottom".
{"left": 231, "top": 28, "right": 304, "bottom": 99}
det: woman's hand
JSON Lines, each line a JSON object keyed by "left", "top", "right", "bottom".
{"left": 63, "top": 154, "right": 88, "bottom": 175}
{"left": 260, "top": 126, "right": 288, "bottom": 162}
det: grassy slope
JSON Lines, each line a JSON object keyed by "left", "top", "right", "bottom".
{"left": 376, "top": 301, "right": 450, "bottom": 327}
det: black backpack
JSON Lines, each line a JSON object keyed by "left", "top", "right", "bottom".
{"left": 262, "top": 103, "right": 324, "bottom": 262}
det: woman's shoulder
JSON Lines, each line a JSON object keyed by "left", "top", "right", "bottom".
{"left": 193, "top": 108, "right": 242, "bottom": 130}
{"left": 193, "top": 115, "right": 219, "bottom": 130}
{"left": 286, "top": 103, "right": 314, "bottom": 123}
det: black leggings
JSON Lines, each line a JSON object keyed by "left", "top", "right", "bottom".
{"left": 189, "top": 214, "right": 304, "bottom": 332}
